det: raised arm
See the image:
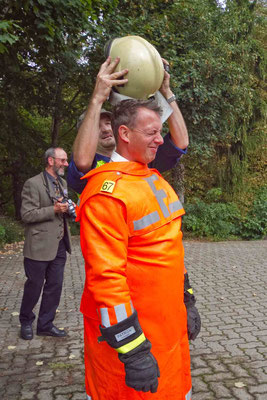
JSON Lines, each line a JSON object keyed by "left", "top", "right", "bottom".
{"left": 73, "top": 57, "right": 128, "bottom": 173}
{"left": 159, "top": 59, "right": 189, "bottom": 150}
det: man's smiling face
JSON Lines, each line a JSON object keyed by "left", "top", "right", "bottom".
{"left": 97, "top": 115, "right": 116, "bottom": 154}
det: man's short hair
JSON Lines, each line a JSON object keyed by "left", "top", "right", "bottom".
{"left": 44, "top": 148, "right": 56, "bottom": 166}
{"left": 77, "top": 109, "right": 112, "bottom": 130}
{"left": 44, "top": 147, "right": 65, "bottom": 166}
{"left": 111, "top": 99, "right": 162, "bottom": 141}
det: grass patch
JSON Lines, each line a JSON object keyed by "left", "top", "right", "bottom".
{"left": 48, "top": 362, "right": 74, "bottom": 370}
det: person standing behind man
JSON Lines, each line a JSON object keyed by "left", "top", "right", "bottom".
{"left": 19, "top": 147, "right": 72, "bottom": 340}
{"left": 67, "top": 56, "right": 189, "bottom": 194}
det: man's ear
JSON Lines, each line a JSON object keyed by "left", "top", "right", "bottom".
{"left": 118, "top": 125, "right": 130, "bottom": 143}
{"left": 47, "top": 156, "right": 54, "bottom": 166}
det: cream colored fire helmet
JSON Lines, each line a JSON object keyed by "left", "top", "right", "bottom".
{"left": 105, "top": 36, "right": 164, "bottom": 100}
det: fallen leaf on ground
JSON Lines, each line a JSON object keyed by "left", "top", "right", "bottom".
{"left": 235, "top": 382, "right": 246, "bottom": 388}
{"left": 36, "top": 361, "right": 44, "bottom": 366}
{"left": 8, "top": 346, "right": 16, "bottom": 350}
{"left": 69, "top": 354, "right": 76, "bottom": 359}
{"left": 11, "top": 312, "right": 19, "bottom": 316}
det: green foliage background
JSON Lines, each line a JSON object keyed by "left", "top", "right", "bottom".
{"left": 0, "top": 0, "right": 266, "bottom": 243}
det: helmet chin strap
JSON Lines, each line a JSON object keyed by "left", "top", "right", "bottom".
{"left": 109, "top": 90, "right": 173, "bottom": 124}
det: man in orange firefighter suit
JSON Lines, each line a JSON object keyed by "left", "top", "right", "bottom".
{"left": 76, "top": 99, "right": 193, "bottom": 400}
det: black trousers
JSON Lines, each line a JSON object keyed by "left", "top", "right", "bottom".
{"left": 19, "top": 239, "right": 67, "bottom": 331}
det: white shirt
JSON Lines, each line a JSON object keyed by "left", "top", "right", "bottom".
{"left": 110, "top": 151, "right": 129, "bottom": 163}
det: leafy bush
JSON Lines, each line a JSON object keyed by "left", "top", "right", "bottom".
{"left": 239, "top": 186, "right": 267, "bottom": 240}
{"left": 0, "top": 217, "right": 24, "bottom": 248}
{"left": 183, "top": 201, "right": 241, "bottom": 240}
{"left": 205, "top": 187, "right": 223, "bottom": 203}
{"left": 183, "top": 186, "right": 267, "bottom": 240}
{"left": 0, "top": 215, "right": 80, "bottom": 249}
{"left": 0, "top": 225, "right": 5, "bottom": 244}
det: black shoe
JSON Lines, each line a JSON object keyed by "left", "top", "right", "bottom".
{"left": 20, "top": 324, "right": 33, "bottom": 340}
{"left": 37, "top": 325, "right": 67, "bottom": 337}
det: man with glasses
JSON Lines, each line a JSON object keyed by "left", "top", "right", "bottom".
{"left": 68, "top": 57, "right": 201, "bottom": 345}
{"left": 19, "top": 147, "right": 72, "bottom": 340}
{"left": 76, "top": 99, "right": 192, "bottom": 400}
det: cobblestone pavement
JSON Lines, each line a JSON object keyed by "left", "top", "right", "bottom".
{"left": 0, "top": 237, "right": 266, "bottom": 400}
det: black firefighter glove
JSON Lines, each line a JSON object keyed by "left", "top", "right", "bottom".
{"left": 184, "top": 272, "right": 201, "bottom": 341}
{"left": 99, "top": 310, "right": 160, "bottom": 393}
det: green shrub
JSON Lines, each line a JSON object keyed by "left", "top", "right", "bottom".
{"left": 239, "top": 186, "right": 267, "bottom": 240}
{"left": 0, "top": 217, "right": 24, "bottom": 248}
{"left": 0, "top": 225, "right": 6, "bottom": 244}
{"left": 0, "top": 216, "right": 80, "bottom": 249}
{"left": 183, "top": 200, "right": 241, "bottom": 240}
{"left": 183, "top": 186, "right": 267, "bottom": 240}
{"left": 206, "top": 187, "right": 223, "bottom": 203}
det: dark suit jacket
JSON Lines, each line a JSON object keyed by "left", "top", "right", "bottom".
{"left": 20, "top": 172, "right": 72, "bottom": 261}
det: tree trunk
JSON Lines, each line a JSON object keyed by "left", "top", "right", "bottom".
{"left": 12, "top": 167, "right": 24, "bottom": 220}
{"left": 171, "top": 163, "right": 185, "bottom": 204}
{"left": 51, "top": 80, "right": 63, "bottom": 146}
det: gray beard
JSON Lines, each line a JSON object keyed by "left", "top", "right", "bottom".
{"left": 54, "top": 166, "right": 64, "bottom": 177}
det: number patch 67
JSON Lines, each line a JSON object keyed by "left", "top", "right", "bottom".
{"left": 100, "top": 180, "right": 116, "bottom": 193}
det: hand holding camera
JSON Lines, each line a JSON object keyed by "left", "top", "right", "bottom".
{"left": 54, "top": 198, "right": 69, "bottom": 214}
{"left": 54, "top": 197, "right": 76, "bottom": 220}
{"left": 62, "top": 198, "right": 77, "bottom": 220}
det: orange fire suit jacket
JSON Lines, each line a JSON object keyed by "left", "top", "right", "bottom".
{"left": 76, "top": 161, "right": 192, "bottom": 400}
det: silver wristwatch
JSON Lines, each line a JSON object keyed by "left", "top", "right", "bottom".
{"left": 166, "top": 95, "right": 176, "bottom": 104}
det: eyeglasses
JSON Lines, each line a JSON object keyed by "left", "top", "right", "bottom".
{"left": 52, "top": 157, "right": 68, "bottom": 163}
{"left": 131, "top": 128, "right": 162, "bottom": 137}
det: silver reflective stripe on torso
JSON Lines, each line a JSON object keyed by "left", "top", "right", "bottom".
{"left": 133, "top": 210, "right": 160, "bottom": 231}
{"left": 133, "top": 174, "right": 183, "bottom": 232}
{"left": 169, "top": 199, "right": 183, "bottom": 213}
{"left": 144, "top": 175, "right": 170, "bottom": 217}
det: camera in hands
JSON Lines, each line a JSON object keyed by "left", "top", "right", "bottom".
{"left": 63, "top": 198, "right": 77, "bottom": 220}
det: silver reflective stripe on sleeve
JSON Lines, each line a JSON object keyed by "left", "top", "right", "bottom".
{"left": 185, "top": 387, "right": 192, "bottom": 400}
{"left": 169, "top": 199, "right": 183, "bottom": 213}
{"left": 133, "top": 210, "right": 160, "bottom": 231}
{"left": 114, "top": 304, "right": 128, "bottom": 323}
{"left": 100, "top": 308, "right": 110, "bottom": 327}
